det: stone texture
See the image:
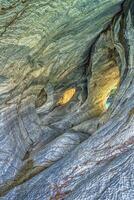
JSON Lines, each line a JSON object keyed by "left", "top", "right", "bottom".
{"left": 0, "top": 0, "right": 134, "bottom": 199}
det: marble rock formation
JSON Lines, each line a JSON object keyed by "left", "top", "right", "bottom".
{"left": 0, "top": 0, "right": 134, "bottom": 199}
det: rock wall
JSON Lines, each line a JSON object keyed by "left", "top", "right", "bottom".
{"left": 0, "top": 0, "right": 134, "bottom": 199}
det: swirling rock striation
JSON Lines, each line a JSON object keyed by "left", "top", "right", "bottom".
{"left": 0, "top": 0, "right": 134, "bottom": 199}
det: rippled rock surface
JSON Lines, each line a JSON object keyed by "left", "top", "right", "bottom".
{"left": 0, "top": 0, "right": 134, "bottom": 199}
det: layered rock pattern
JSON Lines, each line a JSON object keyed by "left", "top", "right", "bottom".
{"left": 0, "top": 0, "right": 134, "bottom": 199}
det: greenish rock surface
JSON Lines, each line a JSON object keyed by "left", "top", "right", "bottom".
{"left": 0, "top": 0, "right": 134, "bottom": 199}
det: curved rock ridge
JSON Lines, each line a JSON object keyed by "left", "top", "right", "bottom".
{"left": 0, "top": 0, "right": 134, "bottom": 199}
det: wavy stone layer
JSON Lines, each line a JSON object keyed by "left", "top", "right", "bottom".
{"left": 0, "top": 0, "right": 134, "bottom": 199}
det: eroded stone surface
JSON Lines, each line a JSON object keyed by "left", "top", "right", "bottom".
{"left": 0, "top": 0, "right": 134, "bottom": 199}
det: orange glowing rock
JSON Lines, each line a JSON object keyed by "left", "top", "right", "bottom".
{"left": 89, "top": 64, "right": 120, "bottom": 115}
{"left": 58, "top": 88, "right": 76, "bottom": 105}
